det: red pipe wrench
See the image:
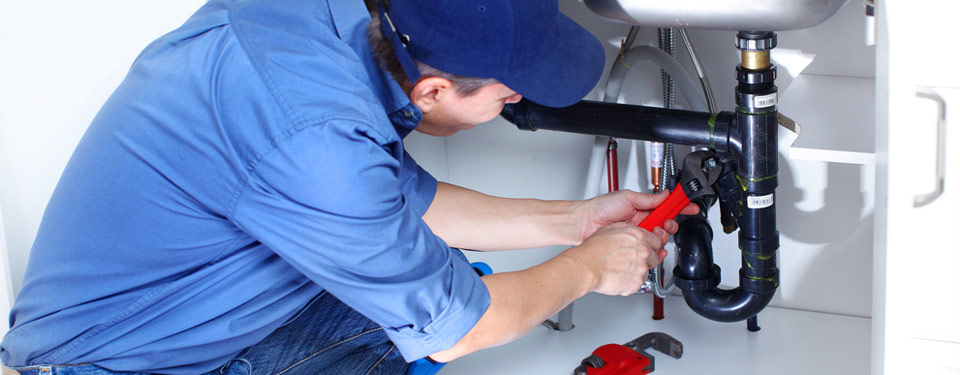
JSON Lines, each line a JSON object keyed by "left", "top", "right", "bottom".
{"left": 573, "top": 332, "right": 684, "bottom": 375}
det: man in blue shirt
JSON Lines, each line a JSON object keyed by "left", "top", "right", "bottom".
{"left": 1, "top": 0, "right": 694, "bottom": 374}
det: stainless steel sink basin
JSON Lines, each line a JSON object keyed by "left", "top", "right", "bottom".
{"left": 583, "top": 0, "right": 848, "bottom": 31}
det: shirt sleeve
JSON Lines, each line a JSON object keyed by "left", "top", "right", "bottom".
{"left": 396, "top": 141, "right": 435, "bottom": 219}
{"left": 231, "top": 120, "right": 490, "bottom": 361}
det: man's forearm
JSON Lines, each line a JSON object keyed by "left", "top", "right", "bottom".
{"left": 428, "top": 248, "right": 597, "bottom": 362}
{"left": 422, "top": 182, "right": 583, "bottom": 251}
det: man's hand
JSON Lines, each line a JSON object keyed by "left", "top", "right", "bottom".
{"left": 426, "top": 191, "right": 698, "bottom": 362}
{"left": 428, "top": 220, "right": 672, "bottom": 363}
{"left": 561, "top": 222, "right": 667, "bottom": 296}
{"left": 574, "top": 190, "right": 699, "bottom": 244}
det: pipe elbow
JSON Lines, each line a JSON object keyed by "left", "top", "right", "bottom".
{"left": 673, "top": 215, "right": 778, "bottom": 323}
{"left": 682, "top": 288, "right": 775, "bottom": 323}
{"left": 674, "top": 215, "right": 714, "bottom": 279}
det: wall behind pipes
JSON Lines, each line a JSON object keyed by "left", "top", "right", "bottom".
{"left": 0, "top": 0, "right": 874, "bottom": 323}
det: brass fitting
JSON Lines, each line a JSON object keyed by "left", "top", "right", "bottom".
{"left": 741, "top": 50, "right": 771, "bottom": 71}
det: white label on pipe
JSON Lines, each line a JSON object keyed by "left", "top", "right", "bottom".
{"left": 648, "top": 142, "right": 664, "bottom": 168}
{"left": 754, "top": 93, "right": 778, "bottom": 108}
{"left": 747, "top": 194, "right": 774, "bottom": 209}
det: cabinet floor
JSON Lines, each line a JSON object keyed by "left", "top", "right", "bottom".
{"left": 442, "top": 293, "right": 870, "bottom": 374}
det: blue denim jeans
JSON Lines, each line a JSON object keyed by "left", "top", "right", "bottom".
{"left": 7, "top": 292, "right": 409, "bottom": 375}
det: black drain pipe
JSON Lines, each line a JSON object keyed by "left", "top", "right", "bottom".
{"left": 666, "top": 32, "right": 782, "bottom": 324}
{"left": 673, "top": 212, "right": 776, "bottom": 322}
{"left": 499, "top": 32, "right": 782, "bottom": 325}
{"left": 500, "top": 99, "right": 734, "bottom": 150}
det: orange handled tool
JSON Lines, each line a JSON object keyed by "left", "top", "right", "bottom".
{"left": 574, "top": 332, "right": 684, "bottom": 375}
{"left": 638, "top": 187, "right": 692, "bottom": 232}
{"left": 637, "top": 150, "right": 720, "bottom": 232}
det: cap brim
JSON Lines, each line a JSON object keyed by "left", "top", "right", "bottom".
{"left": 499, "top": 14, "right": 605, "bottom": 108}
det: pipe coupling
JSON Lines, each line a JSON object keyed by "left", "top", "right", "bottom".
{"left": 736, "top": 66, "right": 777, "bottom": 85}
{"left": 735, "top": 31, "right": 777, "bottom": 51}
{"left": 673, "top": 264, "right": 722, "bottom": 291}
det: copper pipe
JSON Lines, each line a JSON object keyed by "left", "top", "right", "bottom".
{"left": 650, "top": 167, "right": 662, "bottom": 193}
{"left": 606, "top": 139, "right": 620, "bottom": 193}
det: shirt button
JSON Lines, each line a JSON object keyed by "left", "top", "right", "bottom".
{"left": 403, "top": 110, "right": 414, "bottom": 118}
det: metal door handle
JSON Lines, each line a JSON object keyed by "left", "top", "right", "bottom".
{"left": 914, "top": 88, "right": 947, "bottom": 207}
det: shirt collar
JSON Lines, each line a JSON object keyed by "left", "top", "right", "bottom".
{"left": 387, "top": 103, "right": 423, "bottom": 138}
{"left": 327, "top": 0, "right": 422, "bottom": 138}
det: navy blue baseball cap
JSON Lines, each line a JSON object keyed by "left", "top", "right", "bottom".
{"left": 378, "top": 0, "right": 605, "bottom": 108}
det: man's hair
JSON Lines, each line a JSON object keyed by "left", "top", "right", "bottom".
{"left": 365, "top": 0, "right": 499, "bottom": 96}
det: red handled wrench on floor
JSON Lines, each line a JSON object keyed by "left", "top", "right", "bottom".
{"left": 573, "top": 332, "right": 684, "bottom": 375}
{"left": 637, "top": 150, "right": 720, "bottom": 232}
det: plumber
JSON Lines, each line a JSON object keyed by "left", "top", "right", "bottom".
{"left": 1, "top": 0, "right": 695, "bottom": 374}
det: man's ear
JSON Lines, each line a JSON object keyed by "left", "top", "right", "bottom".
{"left": 409, "top": 77, "right": 453, "bottom": 114}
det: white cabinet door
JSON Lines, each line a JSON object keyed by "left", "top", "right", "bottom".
{"left": 875, "top": 2, "right": 960, "bottom": 373}
{"left": 893, "top": 87, "right": 960, "bottom": 374}
{"left": 876, "top": 49, "right": 960, "bottom": 375}
{"left": 877, "top": 87, "right": 960, "bottom": 374}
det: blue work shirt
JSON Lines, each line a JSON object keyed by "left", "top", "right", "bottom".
{"left": 1, "top": 0, "right": 490, "bottom": 373}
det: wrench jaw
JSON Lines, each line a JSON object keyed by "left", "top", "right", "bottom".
{"left": 675, "top": 151, "right": 722, "bottom": 213}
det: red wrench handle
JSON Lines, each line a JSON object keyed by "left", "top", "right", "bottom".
{"left": 638, "top": 188, "right": 689, "bottom": 232}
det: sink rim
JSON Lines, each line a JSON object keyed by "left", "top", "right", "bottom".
{"left": 583, "top": 0, "right": 848, "bottom": 31}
